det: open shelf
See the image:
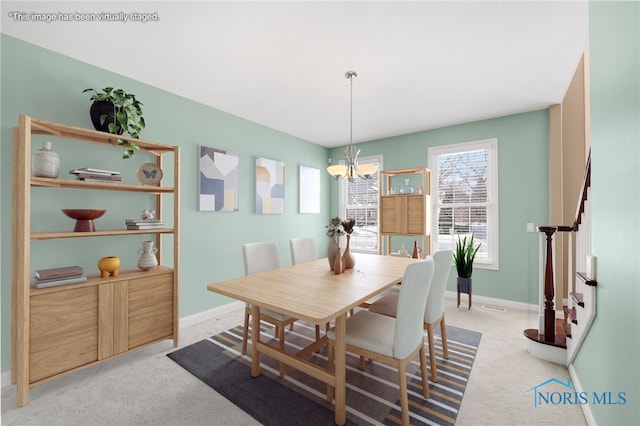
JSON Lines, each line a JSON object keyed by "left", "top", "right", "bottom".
{"left": 31, "top": 229, "right": 175, "bottom": 240}
{"left": 31, "top": 177, "right": 174, "bottom": 193}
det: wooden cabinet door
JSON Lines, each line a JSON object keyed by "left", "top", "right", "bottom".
{"left": 381, "top": 195, "right": 425, "bottom": 235}
{"left": 128, "top": 273, "right": 174, "bottom": 349}
{"left": 98, "top": 281, "right": 128, "bottom": 360}
{"left": 406, "top": 195, "right": 426, "bottom": 234}
{"left": 30, "top": 287, "right": 99, "bottom": 383}
{"left": 381, "top": 196, "right": 403, "bottom": 234}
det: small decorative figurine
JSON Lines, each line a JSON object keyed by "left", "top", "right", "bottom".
{"left": 141, "top": 209, "right": 156, "bottom": 220}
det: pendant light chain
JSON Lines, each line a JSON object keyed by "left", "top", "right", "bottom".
{"left": 326, "top": 70, "right": 378, "bottom": 181}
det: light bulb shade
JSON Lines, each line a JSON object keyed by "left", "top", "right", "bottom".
{"left": 327, "top": 164, "right": 348, "bottom": 179}
{"left": 357, "top": 164, "right": 378, "bottom": 179}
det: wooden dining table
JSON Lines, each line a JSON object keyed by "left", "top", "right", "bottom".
{"left": 207, "top": 253, "right": 418, "bottom": 425}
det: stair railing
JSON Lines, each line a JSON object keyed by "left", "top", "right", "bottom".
{"left": 537, "top": 151, "right": 591, "bottom": 344}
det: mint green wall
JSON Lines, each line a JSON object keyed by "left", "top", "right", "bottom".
{"left": 330, "top": 110, "right": 550, "bottom": 305}
{"left": 0, "top": 35, "right": 331, "bottom": 374}
{"left": 572, "top": 2, "right": 640, "bottom": 424}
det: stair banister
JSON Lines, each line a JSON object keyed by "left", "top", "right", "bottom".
{"left": 525, "top": 150, "right": 594, "bottom": 364}
{"left": 538, "top": 226, "right": 558, "bottom": 342}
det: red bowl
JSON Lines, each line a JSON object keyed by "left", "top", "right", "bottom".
{"left": 61, "top": 209, "right": 106, "bottom": 220}
{"left": 61, "top": 209, "right": 106, "bottom": 232}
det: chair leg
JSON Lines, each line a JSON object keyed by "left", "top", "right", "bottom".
{"left": 289, "top": 323, "right": 294, "bottom": 331}
{"left": 419, "top": 342, "right": 430, "bottom": 398}
{"left": 358, "top": 356, "right": 366, "bottom": 370}
{"left": 315, "top": 324, "right": 320, "bottom": 341}
{"left": 440, "top": 316, "right": 449, "bottom": 359}
{"left": 398, "top": 361, "right": 410, "bottom": 425}
{"left": 241, "top": 307, "right": 251, "bottom": 355}
{"left": 326, "top": 339, "right": 334, "bottom": 402}
{"left": 278, "top": 324, "right": 286, "bottom": 378}
{"left": 427, "top": 323, "right": 438, "bottom": 382}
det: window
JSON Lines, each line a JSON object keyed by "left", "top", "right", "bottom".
{"left": 338, "top": 155, "right": 383, "bottom": 253}
{"left": 428, "top": 139, "right": 498, "bottom": 269}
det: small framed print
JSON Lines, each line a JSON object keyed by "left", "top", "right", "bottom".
{"left": 256, "top": 157, "right": 285, "bottom": 214}
{"left": 137, "top": 162, "right": 163, "bottom": 185}
{"left": 199, "top": 146, "right": 240, "bottom": 212}
{"left": 299, "top": 165, "right": 320, "bottom": 213}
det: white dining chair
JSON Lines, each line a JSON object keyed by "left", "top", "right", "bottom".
{"left": 368, "top": 250, "right": 453, "bottom": 382}
{"left": 241, "top": 241, "right": 297, "bottom": 377}
{"left": 289, "top": 237, "right": 326, "bottom": 340}
{"left": 289, "top": 237, "right": 317, "bottom": 265}
{"left": 326, "top": 258, "right": 435, "bottom": 425}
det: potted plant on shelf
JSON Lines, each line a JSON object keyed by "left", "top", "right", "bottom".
{"left": 82, "top": 87, "right": 145, "bottom": 158}
{"left": 453, "top": 233, "right": 481, "bottom": 309}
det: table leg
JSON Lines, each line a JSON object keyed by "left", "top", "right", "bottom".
{"left": 334, "top": 313, "right": 346, "bottom": 426}
{"left": 251, "top": 306, "right": 261, "bottom": 377}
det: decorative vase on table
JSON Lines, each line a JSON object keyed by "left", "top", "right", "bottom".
{"left": 32, "top": 141, "right": 60, "bottom": 178}
{"left": 343, "top": 234, "right": 356, "bottom": 269}
{"left": 333, "top": 247, "right": 345, "bottom": 275}
{"left": 137, "top": 240, "right": 158, "bottom": 271}
{"left": 328, "top": 237, "right": 338, "bottom": 271}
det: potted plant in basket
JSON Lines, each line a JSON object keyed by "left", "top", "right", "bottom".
{"left": 83, "top": 87, "right": 145, "bottom": 158}
{"left": 453, "top": 233, "right": 481, "bottom": 308}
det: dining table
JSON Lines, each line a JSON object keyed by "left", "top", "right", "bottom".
{"left": 207, "top": 253, "right": 418, "bottom": 425}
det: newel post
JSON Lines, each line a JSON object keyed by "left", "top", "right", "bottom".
{"left": 539, "top": 226, "right": 558, "bottom": 343}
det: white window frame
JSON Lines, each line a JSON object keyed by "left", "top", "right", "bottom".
{"left": 428, "top": 139, "right": 499, "bottom": 270}
{"left": 338, "top": 154, "right": 383, "bottom": 254}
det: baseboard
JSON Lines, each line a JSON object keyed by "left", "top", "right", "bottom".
{"left": 1, "top": 371, "right": 10, "bottom": 392}
{"left": 179, "top": 300, "right": 245, "bottom": 328}
{"left": 1, "top": 301, "right": 246, "bottom": 392}
{"left": 445, "top": 290, "right": 538, "bottom": 312}
{"left": 569, "top": 363, "right": 596, "bottom": 425}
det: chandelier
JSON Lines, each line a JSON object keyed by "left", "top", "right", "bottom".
{"left": 326, "top": 71, "right": 378, "bottom": 182}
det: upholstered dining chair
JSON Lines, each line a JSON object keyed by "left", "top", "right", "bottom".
{"left": 241, "top": 241, "right": 297, "bottom": 377}
{"left": 289, "top": 237, "right": 326, "bottom": 340}
{"left": 368, "top": 250, "right": 453, "bottom": 383}
{"left": 289, "top": 237, "right": 317, "bottom": 265}
{"left": 326, "top": 258, "right": 435, "bottom": 425}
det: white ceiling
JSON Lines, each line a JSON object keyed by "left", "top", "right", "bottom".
{"left": 2, "top": 1, "right": 589, "bottom": 147}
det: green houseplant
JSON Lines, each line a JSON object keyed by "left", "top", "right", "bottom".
{"left": 83, "top": 87, "right": 145, "bottom": 158}
{"left": 453, "top": 233, "right": 481, "bottom": 308}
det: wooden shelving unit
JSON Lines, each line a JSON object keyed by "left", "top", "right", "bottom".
{"left": 11, "top": 115, "right": 180, "bottom": 406}
{"left": 379, "top": 167, "right": 432, "bottom": 257}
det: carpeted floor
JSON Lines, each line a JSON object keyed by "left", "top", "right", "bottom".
{"left": 167, "top": 321, "right": 481, "bottom": 426}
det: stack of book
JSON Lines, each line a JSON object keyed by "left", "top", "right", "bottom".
{"left": 32, "top": 265, "right": 87, "bottom": 289}
{"left": 125, "top": 219, "right": 165, "bottom": 230}
{"left": 69, "top": 167, "right": 122, "bottom": 183}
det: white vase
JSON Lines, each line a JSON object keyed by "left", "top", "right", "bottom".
{"left": 32, "top": 141, "right": 60, "bottom": 178}
{"left": 137, "top": 240, "right": 158, "bottom": 270}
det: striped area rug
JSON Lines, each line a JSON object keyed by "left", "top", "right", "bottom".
{"left": 168, "top": 320, "right": 481, "bottom": 426}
